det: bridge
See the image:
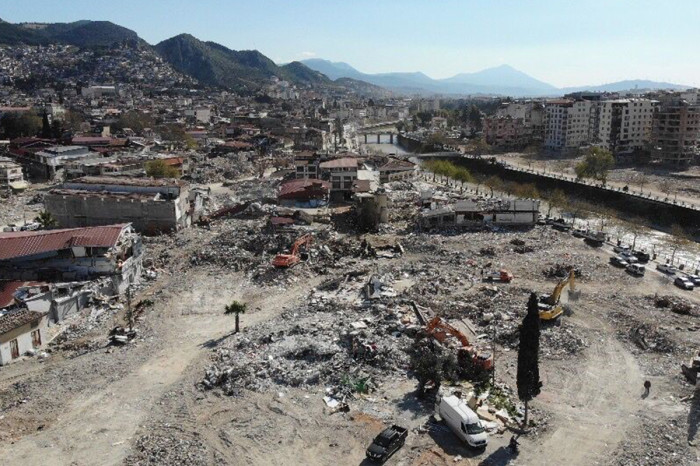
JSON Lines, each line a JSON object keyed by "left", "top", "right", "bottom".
{"left": 357, "top": 120, "right": 400, "bottom": 144}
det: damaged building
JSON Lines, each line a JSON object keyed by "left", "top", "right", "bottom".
{"left": 0, "top": 223, "right": 143, "bottom": 295}
{"left": 0, "top": 309, "right": 48, "bottom": 365}
{"left": 44, "top": 176, "right": 205, "bottom": 234}
{"left": 419, "top": 199, "right": 540, "bottom": 229}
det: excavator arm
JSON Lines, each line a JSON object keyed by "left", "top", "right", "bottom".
{"left": 546, "top": 269, "right": 575, "bottom": 305}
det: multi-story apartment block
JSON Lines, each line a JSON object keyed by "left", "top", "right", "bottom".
{"left": 651, "top": 97, "right": 700, "bottom": 166}
{"left": 0, "top": 156, "right": 28, "bottom": 191}
{"left": 544, "top": 99, "right": 595, "bottom": 150}
{"left": 596, "top": 99, "right": 655, "bottom": 154}
{"left": 483, "top": 116, "right": 533, "bottom": 149}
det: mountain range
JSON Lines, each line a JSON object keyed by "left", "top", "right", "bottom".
{"left": 301, "top": 59, "right": 691, "bottom": 97}
{"left": 0, "top": 18, "right": 691, "bottom": 97}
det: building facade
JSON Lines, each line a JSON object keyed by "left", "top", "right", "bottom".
{"left": 44, "top": 177, "right": 204, "bottom": 233}
{"left": 651, "top": 98, "right": 700, "bottom": 166}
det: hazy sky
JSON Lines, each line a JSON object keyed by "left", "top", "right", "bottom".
{"left": 3, "top": 0, "right": 699, "bottom": 87}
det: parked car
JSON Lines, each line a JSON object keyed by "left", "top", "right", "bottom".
{"left": 366, "top": 425, "right": 407, "bottom": 463}
{"left": 656, "top": 264, "right": 678, "bottom": 275}
{"left": 686, "top": 274, "right": 700, "bottom": 286}
{"left": 2, "top": 224, "right": 19, "bottom": 232}
{"left": 438, "top": 395, "right": 488, "bottom": 449}
{"left": 20, "top": 222, "right": 41, "bottom": 231}
{"left": 674, "top": 277, "right": 695, "bottom": 290}
{"left": 620, "top": 252, "right": 639, "bottom": 264}
{"left": 610, "top": 256, "right": 629, "bottom": 268}
{"left": 626, "top": 263, "right": 646, "bottom": 277}
{"left": 633, "top": 251, "right": 651, "bottom": 263}
{"left": 613, "top": 245, "right": 630, "bottom": 254}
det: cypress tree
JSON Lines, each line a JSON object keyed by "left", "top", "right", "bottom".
{"left": 41, "top": 112, "right": 51, "bottom": 138}
{"left": 517, "top": 292, "right": 543, "bottom": 428}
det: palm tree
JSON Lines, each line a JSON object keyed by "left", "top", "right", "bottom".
{"left": 224, "top": 300, "right": 247, "bottom": 333}
{"left": 35, "top": 210, "right": 58, "bottom": 230}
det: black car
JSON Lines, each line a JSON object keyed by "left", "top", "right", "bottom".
{"left": 633, "top": 251, "right": 651, "bottom": 263}
{"left": 366, "top": 425, "right": 407, "bottom": 463}
{"left": 609, "top": 256, "right": 628, "bottom": 268}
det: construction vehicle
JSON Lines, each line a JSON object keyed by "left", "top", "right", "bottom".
{"left": 538, "top": 269, "right": 579, "bottom": 321}
{"left": 425, "top": 316, "right": 493, "bottom": 370}
{"left": 483, "top": 269, "right": 514, "bottom": 283}
{"left": 272, "top": 234, "right": 312, "bottom": 268}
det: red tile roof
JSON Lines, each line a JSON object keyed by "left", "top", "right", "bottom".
{"left": 0, "top": 309, "right": 44, "bottom": 335}
{"left": 279, "top": 178, "right": 330, "bottom": 198}
{"left": 0, "top": 224, "right": 129, "bottom": 261}
{"left": 319, "top": 157, "right": 358, "bottom": 169}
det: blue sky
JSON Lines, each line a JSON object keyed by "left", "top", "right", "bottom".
{"left": 2, "top": 0, "right": 699, "bottom": 87}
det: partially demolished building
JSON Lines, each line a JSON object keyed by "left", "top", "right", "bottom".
{"left": 44, "top": 176, "right": 205, "bottom": 234}
{"left": 419, "top": 198, "right": 540, "bottom": 229}
{"left": 0, "top": 223, "right": 143, "bottom": 295}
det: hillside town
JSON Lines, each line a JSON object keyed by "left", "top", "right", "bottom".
{"left": 0, "top": 11, "right": 699, "bottom": 466}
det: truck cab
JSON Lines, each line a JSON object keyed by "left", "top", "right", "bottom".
{"left": 438, "top": 395, "right": 488, "bottom": 449}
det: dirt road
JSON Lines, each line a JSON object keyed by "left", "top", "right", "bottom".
{"left": 0, "top": 271, "right": 316, "bottom": 465}
{"left": 518, "top": 305, "right": 643, "bottom": 465}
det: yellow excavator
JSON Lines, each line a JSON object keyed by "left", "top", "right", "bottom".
{"left": 538, "top": 269, "right": 579, "bottom": 321}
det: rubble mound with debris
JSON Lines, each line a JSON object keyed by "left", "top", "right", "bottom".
{"left": 201, "top": 295, "right": 413, "bottom": 396}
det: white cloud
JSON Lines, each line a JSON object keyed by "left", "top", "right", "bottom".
{"left": 300, "top": 51, "right": 316, "bottom": 58}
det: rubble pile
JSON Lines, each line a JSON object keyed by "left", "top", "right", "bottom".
{"left": 125, "top": 424, "right": 210, "bottom": 465}
{"left": 201, "top": 291, "right": 414, "bottom": 396}
{"left": 608, "top": 311, "right": 677, "bottom": 353}
{"left": 610, "top": 415, "right": 695, "bottom": 466}
{"left": 651, "top": 294, "right": 697, "bottom": 316}
{"left": 187, "top": 153, "right": 255, "bottom": 184}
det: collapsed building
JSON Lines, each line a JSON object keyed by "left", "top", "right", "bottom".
{"left": 44, "top": 176, "right": 205, "bottom": 234}
{"left": 0, "top": 223, "right": 143, "bottom": 295}
{"left": 278, "top": 178, "right": 331, "bottom": 208}
{"left": 0, "top": 224, "right": 144, "bottom": 364}
{"left": 419, "top": 198, "right": 540, "bottom": 229}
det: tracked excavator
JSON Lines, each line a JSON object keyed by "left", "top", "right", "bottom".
{"left": 272, "top": 234, "right": 312, "bottom": 268}
{"left": 425, "top": 316, "right": 493, "bottom": 370}
{"left": 538, "top": 269, "right": 579, "bottom": 321}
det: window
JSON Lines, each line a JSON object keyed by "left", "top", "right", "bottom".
{"left": 31, "top": 329, "right": 41, "bottom": 348}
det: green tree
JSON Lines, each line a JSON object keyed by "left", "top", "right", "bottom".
{"left": 485, "top": 175, "right": 504, "bottom": 198}
{"left": 517, "top": 293, "right": 542, "bottom": 428}
{"left": 545, "top": 189, "right": 568, "bottom": 217}
{"left": 145, "top": 159, "right": 180, "bottom": 179}
{"left": 0, "top": 112, "right": 42, "bottom": 139}
{"left": 41, "top": 112, "right": 51, "bottom": 138}
{"left": 224, "top": 300, "right": 247, "bottom": 333}
{"left": 575, "top": 147, "right": 615, "bottom": 184}
{"left": 35, "top": 210, "right": 58, "bottom": 230}
{"left": 468, "top": 105, "right": 483, "bottom": 134}
{"left": 669, "top": 224, "right": 691, "bottom": 264}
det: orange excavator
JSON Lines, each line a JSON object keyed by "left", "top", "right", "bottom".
{"left": 425, "top": 316, "right": 493, "bottom": 371}
{"left": 272, "top": 234, "right": 313, "bottom": 268}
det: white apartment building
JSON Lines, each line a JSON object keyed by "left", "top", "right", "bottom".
{"left": 544, "top": 100, "right": 594, "bottom": 150}
{"left": 596, "top": 99, "right": 655, "bottom": 153}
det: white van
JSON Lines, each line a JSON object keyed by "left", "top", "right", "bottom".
{"left": 438, "top": 395, "right": 488, "bottom": 449}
